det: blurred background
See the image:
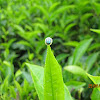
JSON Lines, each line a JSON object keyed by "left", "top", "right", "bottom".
{"left": 0, "top": 0, "right": 100, "bottom": 100}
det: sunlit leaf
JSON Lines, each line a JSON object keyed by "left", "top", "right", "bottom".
{"left": 91, "top": 88, "right": 100, "bottom": 100}
{"left": 26, "top": 62, "right": 72, "bottom": 100}
{"left": 72, "top": 38, "right": 93, "bottom": 64}
{"left": 64, "top": 65, "right": 87, "bottom": 79}
{"left": 26, "top": 63, "right": 44, "bottom": 100}
{"left": 44, "top": 45, "right": 65, "bottom": 100}
{"left": 90, "top": 29, "right": 100, "bottom": 34}
{"left": 87, "top": 73, "right": 100, "bottom": 91}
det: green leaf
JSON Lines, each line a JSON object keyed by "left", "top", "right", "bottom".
{"left": 64, "top": 84, "right": 73, "bottom": 100}
{"left": 49, "top": 2, "right": 60, "bottom": 12}
{"left": 14, "top": 81, "right": 23, "bottom": 100}
{"left": 26, "top": 63, "right": 44, "bottom": 100}
{"left": 65, "top": 81, "right": 86, "bottom": 90}
{"left": 22, "top": 71, "right": 33, "bottom": 83}
{"left": 14, "top": 24, "right": 25, "bottom": 33}
{"left": 72, "top": 38, "right": 93, "bottom": 64}
{"left": 64, "top": 23, "right": 76, "bottom": 35}
{"left": 44, "top": 45, "right": 65, "bottom": 100}
{"left": 23, "top": 79, "right": 29, "bottom": 95}
{"left": 86, "top": 52, "right": 99, "bottom": 72}
{"left": 64, "top": 41, "right": 79, "bottom": 47}
{"left": 64, "top": 66, "right": 87, "bottom": 79}
{"left": 68, "top": 56, "right": 73, "bottom": 65}
{"left": 34, "top": 5, "right": 49, "bottom": 20}
{"left": 15, "top": 69, "right": 22, "bottom": 79}
{"left": 81, "top": 13, "right": 93, "bottom": 23}
{"left": 56, "top": 53, "right": 68, "bottom": 63}
{"left": 0, "top": 76, "right": 9, "bottom": 93}
{"left": 90, "top": 29, "right": 100, "bottom": 34}
{"left": 91, "top": 88, "right": 100, "bottom": 100}
{"left": 33, "top": 23, "right": 48, "bottom": 34}
{"left": 51, "top": 5, "right": 75, "bottom": 21}
{"left": 17, "top": 40, "right": 33, "bottom": 50}
{"left": 87, "top": 73, "right": 100, "bottom": 91}
{"left": 3, "top": 61, "right": 14, "bottom": 81}
{"left": 26, "top": 63, "right": 72, "bottom": 100}
{"left": 93, "top": 2, "right": 100, "bottom": 15}
{"left": 88, "top": 43, "right": 100, "bottom": 51}
{"left": 9, "top": 86, "right": 16, "bottom": 98}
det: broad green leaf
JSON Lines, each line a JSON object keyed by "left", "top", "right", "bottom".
{"left": 87, "top": 73, "right": 100, "bottom": 91}
{"left": 26, "top": 63, "right": 44, "bottom": 100}
{"left": 66, "top": 81, "right": 86, "bottom": 90}
{"left": 44, "top": 45, "right": 65, "bottom": 100}
{"left": 26, "top": 63, "right": 72, "bottom": 100}
{"left": 86, "top": 52, "right": 99, "bottom": 72}
{"left": 91, "top": 88, "right": 100, "bottom": 100}
{"left": 64, "top": 66, "right": 87, "bottom": 79}
{"left": 72, "top": 38, "right": 93, "bottom": 64}
{"left": 90, "top": 29, "right": 100, "bottom": 34}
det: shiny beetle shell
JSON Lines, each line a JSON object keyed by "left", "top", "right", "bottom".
{"left": 45, "top": 37, "right": 53, "bottom": 45}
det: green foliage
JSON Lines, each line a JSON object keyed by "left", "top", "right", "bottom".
{"left": 72, "top": 38, "right": 93, "bottom": 65}
{"left": 26, "top": 63, "right": 44, "bottom": 100}
{"left": 64, "top": 65, "right": 87, "bottom": 79}
{"left": 44, "top": 46, "right": 65, "bottom": 100}
{"left": 1, "top": 0, "right": 100, "bottom": 99}
{"left": 91, "top": 88, "right": 100, "bottom": 100}
{"left": 26, "top": 46, "right": 72, "bottom": 100}
{"left": 87, "top": 74, "right": 100, "bottom": 91}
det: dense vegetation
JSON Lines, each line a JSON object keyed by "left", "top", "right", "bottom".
{"left": 0, "top": 0, "right": 100, "bottom": 100}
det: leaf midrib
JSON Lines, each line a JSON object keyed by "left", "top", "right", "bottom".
{"left": 48, "top": 47, "right": 54, "bottom": 100}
